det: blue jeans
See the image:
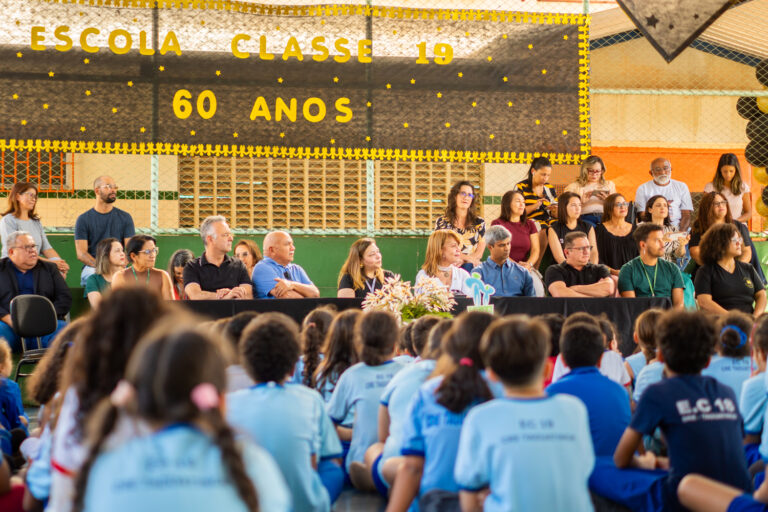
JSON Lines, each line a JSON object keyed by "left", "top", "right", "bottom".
{"left": 0, "top": 320, "right": 67, "bottom": 352}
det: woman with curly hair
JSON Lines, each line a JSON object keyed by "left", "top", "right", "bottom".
{"left": 434, "top": 181, "right": 486, "bottom": 272}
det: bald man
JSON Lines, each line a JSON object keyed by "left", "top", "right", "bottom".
{"left": 634, "top": 158, "right": 693, "bottom": 231}
{"left": 251, "top": 231, "right": 319, "bottom": 299}
{"left": 74, "top": 175, "right": 135, "bottom": 286}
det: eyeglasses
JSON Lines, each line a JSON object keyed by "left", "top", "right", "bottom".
{"left": 587, "top": 169, "right": 602, "bottom": 175}
{"left": 651, "top": 165, "right": 671, "bottom": 173}
{"left": 19, "top": 191, "right": 37, "bottom": 199}
{"left": 459, "top": 191, "right": 475, "bottom": 199}
{"left": 731, "top": 237, "right": 743, "bottom": 245}
{"left": 615, "top": 202, "right": 630, "bottom": 208}
{"left": 138, "top": 248, "right": 159, "bottom": 256}
{"left": 100, "top": 184, "right": 119, "bottom": 191}
{"left": 713, "top": 201, "right": 728, "bottom": 207}
{"left": 13, "top": 244, "right": 37, "bottom": 252}
{"left": 569, "top": 245, "right": 592, "bottom": 252}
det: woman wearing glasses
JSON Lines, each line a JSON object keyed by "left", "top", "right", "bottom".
{"left": 690, "top": 192, "right": 752, "bottom": 268}
{"left": 0, "top": 182, "right": 70, "bottom": 275}
{"left": 694, "top": 222, "right": 766, "bottom": 317}
{"left": 434, "top": 181, "right": 486, "bottom": 272}
{"left": 112, "top": 234, "right": 173, "bottom": 300}
{"left": 595, "top": 193, "right": 638, "bottom": 277}
{"left": 85, "top": 238, "right": 127, "bottom": 309}
{"left": 564, "top": 155, "right": 616, "bottom": 228}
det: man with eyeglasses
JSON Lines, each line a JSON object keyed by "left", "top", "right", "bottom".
{"left": 634, "top": 158, "right": 693, "bottom": 231}
{"left": 252, "top": 231, "right": 319, "bottom": 299}
{"left": 184, "top": 216, "right": 253, "bottom": 300}
{"left": 545, "top": 231, "right": 614, "bottom": 298}
{"left": 74, "top": 175, "right": 135, "bottom": 286}
{"left": 0, "top": 231, "right": 71, "bottom": 351}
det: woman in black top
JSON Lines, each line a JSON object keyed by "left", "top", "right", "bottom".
{"left": 694, "top": 222, "right": 766, "bottom": 317}
{"left": 595, "top": 193, "right": 637, "bottom": 276}
{"left": 337, "top": 238, "right": 395, "bottom": 298}
{"left": 547, "top": 191, "right": 598, "bottom": 265}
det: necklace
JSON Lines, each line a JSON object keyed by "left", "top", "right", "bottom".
{"left": 131, "top": 266, "right": 150, "bottom": 284}
{"left": 437, "top": 265, "right": 452, "bottom": 279}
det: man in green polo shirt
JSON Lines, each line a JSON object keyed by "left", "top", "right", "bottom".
{"left": 618, "top": 223, "right": 684, "bottom": 309}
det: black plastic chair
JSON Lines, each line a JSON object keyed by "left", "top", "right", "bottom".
{"left": 11, "top": 295, "right": 57, "bottom": 384}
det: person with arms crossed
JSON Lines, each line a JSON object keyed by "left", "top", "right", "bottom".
{"left": 252, "top": 231, "right": 319, "bottom": 299}
{"left": 545, "top": 231, "right": 614, "bottom": 298}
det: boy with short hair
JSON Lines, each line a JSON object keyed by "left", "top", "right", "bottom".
{"left": 454, "top": 316, "right": 595, "bottom": 511}
{"left": 547, "top": 321, "right": 630, "bottom": 456}
{"left": 613, "top": 310, "right": 751, "bottom": 511}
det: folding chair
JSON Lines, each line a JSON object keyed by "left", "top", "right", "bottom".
{"left": 11, "top": 295, "right": 57, "bottom": 384}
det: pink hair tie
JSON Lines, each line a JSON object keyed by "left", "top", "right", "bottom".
{"left": 110, "top": 380, "right": 135, "bottom": 407}
{"left": 459, "top": 357, "right": 474, "bottom": 367}
{"left": 190, "top": 383, "right": 220, "bottom": 411}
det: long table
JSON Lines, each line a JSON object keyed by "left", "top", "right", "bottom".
{"left": 179, "top": 296, "right": 671, "bottom": 356}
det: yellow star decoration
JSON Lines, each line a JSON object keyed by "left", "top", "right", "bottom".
{"left": 541, "top": 69, "right": 547, "bottom": 75}
{"left": 111, "top": 107, "right": 118, "bottom": 113}
{"left": 133, "top": 18, "right": 137, "bottom": 22}
{"left": 489, "top": 134, "right": 495, "bottom": 139}
{"left": 444, "top": 122, "right": 451, "bottom": 128}
{"left": 503, "top": 76, "right": 508, "bottom": 82}
{"left": 278, "top": 77, "right": 284, "bottom": 83}
{"left": 215, "top": 70, "right": 221, "bottom": 76}
{"left": 528, "top": 44, "right": 533, "bottom": 50}
{"left": 403, "top": 122, "right": 409, "bottom": 128}
{"left": 276, "top": 26, "right": 280, "bottom": 31}
{"left": 392, "top": 30, "right": 397, "bottom": 35}
{"left": 502, "top": 34, "right": 508, "bottom": 39}
{"left": 333, "top": 76, "right": 339, "bottom": 83}
{"left": 562, "top": 130, "right": 568, "bottom": 135}
{"left": 410, "top": 78, "right": 415, "bottom": 84}
{"left": 20, "top": 120, "right": 27, "bottom": 125}
{"left": 321, "top": 20, "right": 325, "bottom": 25}
{"left": 16, "top": 52, "right": 22, "bottom": 58}
{"left": 190, "top": 130, "right": 196, "bottom": 136}
{"left": 366, "top": 101, "right": 372, "bottom": 107}
{"left": 140, "top": 127, "right": 146, "bottom": 133}
{"left": 48, "top": 71, "right": 54, "bottom": 77}
{"left": 436, "top": 92, "right": 442, "bottom": 98}
{"left": 127, "top": 81, "right": 134, "bottom": 87}
{"left": 330, "top": 139, "right": 335, "bottom": 144}
{"left": 43, "top": 104, "right": 49, "bottom": 109}
{"left": 12, "top": 94, "right": 18, "bottom": 100}
{"left": 458, "top": 72, "right": 463, "bottom": 78}
{"left": 201, "top": 20, "right": 206, "bottom": 26}
{"left": 535, "top": 120, "right": 541, "bottom": 125}
{"left": 83, "top": 58, "right": 89, "bottom": 64}
{"left": 471, "top": 101, "right": 477, "bottom": 107}
{"left": 487, "top": 56, "right": 492, "bottom": 62}
{"left": 85, "top": 90, "right": 91, "bottom": 96}
{"left": 15, "top": 20, "right": 19, "bottom": 25}
{"left": 80, "top": 126, "right": 86, "bottom": 132}
{"left": 563, "top": 35, "right": 569, "bottom": 40}
{"left": 365, "top": 136, "right": 371, "bottom": 141}
{"left": 233, "top": 132, "right": 238, "bottom": 138}
{"left": 158, "top": 66, "right": 165, "bottom": 71}
{"left": 464, "top": 31, "right": 470, "bottom": 37}
{"left": 386, "top": 83, "right": 391, "bottom": 89}
{"left": 279, "top": 132, "right": 285, "bottom": 138}
{"left": 507, "top": 101, "right": 514, "bottom": 107}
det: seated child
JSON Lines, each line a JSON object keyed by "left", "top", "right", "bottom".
{"left": 624, "top": 309, "right": 664, "bottom": 384}
{"left": 393, "top": 322, "right": 416, "bottom": 364}
{"left": 290, "top": 307, "right": 335, "bottom": 386}
{"left": 386, "top": 311, "right": 496, "bottom": 511}
{"left": 455, "top": 316, "right": 595, "bottom": 511}
{"left": 227, "top": 312, "right": 344, "bottom": 512}
{"left": 223, "top": 311, "right": 259, "bottom": 392}
{"left": 702, "top": 312, "right": 754, "bottom": 398}
{"left": 547, "top": 321, "right": 631, "bottom": 456}
{"left": 748, "top": 316, "right": 768, "bottom": 466}
{"left": 537, "top": 313, "right": 564, "bottom": 387}
{"left": 72, "top": 324, "right": 292, "bottom": 512}
{"left": 678, "top": 472, "right": 768, "bottom": 512}
{"left": 326, "top": 310, "right": 406, "bottom": 490}
{"left": 614, "top": 310, "right": 752, "bottom": 511}
{"left": 0, "top": 340, "right": 27, "bottom": 458}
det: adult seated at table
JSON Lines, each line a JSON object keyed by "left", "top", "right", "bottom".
{"left": 0, "top": 231, "right": 71, "bottom": 351}
{"left": 337, "top": 237, "right": 394, "bottom": 298}
{"left": 252, "top": 231, "right": 319, "bottom": 299}
{"left": 471, "top": 225, "right": 534, "bottom": 297}
{"left": 694, "top": 222, "right": 766, "bottom": 318}
{"left": 183, "top": 215, "right": 253, "bottom": 300}
{"left": 545, "top": 231, "right": 614, "bottom": 298}
{"left": 618, "top": 223, "right": 684, "bottom": 309}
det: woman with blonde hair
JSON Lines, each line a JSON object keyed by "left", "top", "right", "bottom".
{"left": 337, "top": 238, "right": 395, "bottom": 298}
{"left": 415, "top": 230, "right": 473, "bottom": 296}
{"left": 565, "top": 155, "right": 616, "bottom": 228}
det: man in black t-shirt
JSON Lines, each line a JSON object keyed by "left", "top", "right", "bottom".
{"left": 545, "top": 231, "right": 614, "bottom": 297}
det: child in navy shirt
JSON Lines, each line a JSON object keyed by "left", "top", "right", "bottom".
{"left": 455, "top": 316, "right": 595, "bottom": 511}
{"left": 614, "top": 310, "right": 752, "bottom": 511}
{"left": 702, "top": 311, "right": 754, "bottom": 398}
{"left": 679, "top": 472, "right": 768, "bottom": 512}
{"left": 547, "top": 321, "right": 631, "bottom": 456}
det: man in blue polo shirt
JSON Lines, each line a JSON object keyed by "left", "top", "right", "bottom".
{"left": 547, "top": 321, "right": 630, "bottom": 456}
{"left": 471, "top": 225, "right": 534, "bottom": 297}
{"left": 252, "top": 231, "right": 319, "bottom": 299}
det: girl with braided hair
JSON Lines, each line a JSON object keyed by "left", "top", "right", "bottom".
{"left": 71, "top": 321, "right": 291, "bottom": 512}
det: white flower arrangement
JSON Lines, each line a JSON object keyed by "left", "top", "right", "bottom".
{"left": 361, "top": 274, "right": 456, "bottom": 322}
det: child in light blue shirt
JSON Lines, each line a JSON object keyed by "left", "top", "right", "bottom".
{"left": 76, "top": 324, "right": 291, "bottom": 512}
{"left": 624, "top": 309, "right": 663, "bottom": 385}
{"left": 326, "top": 310, "right": 406, "bottom": 490}
{"left": 455, "top": 316, "right": 595, "bottom": 512}
{"left": 227, "top": 312, "right": 344, "bottom": 512}
{"left": 702, "top": 313, "right": 754, "bottom": 398}
{"left": 632, "top": 361, "right": 665, "bottom": 403}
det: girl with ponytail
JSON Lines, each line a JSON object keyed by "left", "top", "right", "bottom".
{"left": 387, "top": 311, "right": 496, "bottom": 512}
{"left": 292, "top": 307, "right": 335, "bottom": 388}
{"left": 702, "top": 311, "right": 754, "bottom": 399}
{"left": 72, "top": 321, "right": 291, "bottom": 512}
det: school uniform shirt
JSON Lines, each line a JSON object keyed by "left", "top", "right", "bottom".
{"left": 454, "top": 395, "right": 595, "bottom": 512}
{"left": 226, "top": 364, "right": 255, "bottom": 393}
{"left": 0, "top": 376, "right": 27, "bottom": 434}
{"left": 326, "top": 360, "right": 406, "bottom": 471}
{"left": 740, "top": 372, "right": 766, "bottom": 436}
{"left": 694, "top": 261, "right": 764, "bottom": 314}
{"left": 393, "top": 354, "right": 415, "bottom": 365}
{"left": 227, "top": 382, "right": 341, "bottom": 512}
{"left": 701, "top": 355, "right": 753, "bottom": 399}
{"left": 551, "top": 352, "right": 630, "bottom": 388}
{"left": 625, "top": 352, "right": 647, "bottom": 382}
{"left": 546, "top": 366, "right": 630, "bottom": 456}
{"left": 630, "top": 374, "right": 751, "bottom": 510}
{"left": 400, "top": 376, "right": 482, "bottom": 498}
{"left": 380, "top": 359, "right": 437, "bottom": 461}
{"left": 82, "top": 424, "right": 291, "bottom": 512}
{"left": 632, "top": 361, "right": 664, "bottom": 403}
{"left": 618, "top": 257, "right": 684, "bottom": 298}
